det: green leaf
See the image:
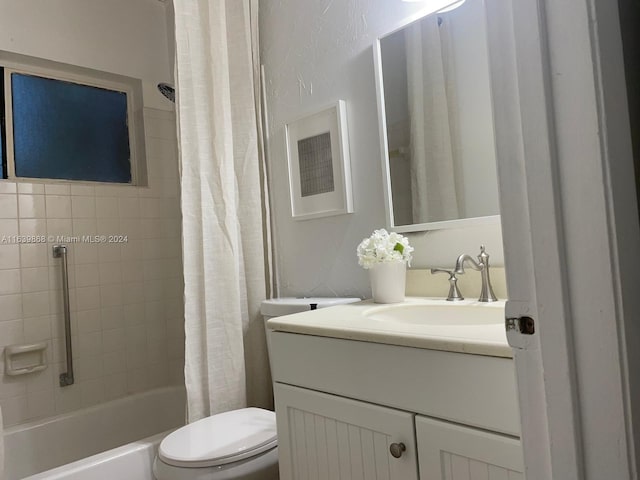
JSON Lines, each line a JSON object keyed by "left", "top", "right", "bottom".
{"left": 393, "top": 243, "right": 404, "bottom": 254}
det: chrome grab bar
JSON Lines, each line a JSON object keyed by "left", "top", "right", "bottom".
{"left": 53, "top": 245, "right": 74, "bottom": 387}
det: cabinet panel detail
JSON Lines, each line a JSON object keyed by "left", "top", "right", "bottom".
{"left": 417, "top": 416, "right": 524, "bottom": 480}
{"left": 269, "top": 332, "right": 520, "bottom": 436}
{"left": 275, "top": 383, "right": 419, "bottom": 480}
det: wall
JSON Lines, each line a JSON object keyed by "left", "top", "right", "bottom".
{"left": 0, "top": 0, "right": 184, "bottom": 427}
{"left": 261, "top": 0, "right": 505, "bottom": 299}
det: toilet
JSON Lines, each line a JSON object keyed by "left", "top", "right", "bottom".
{"left": 153, "top": 297, "right": 361, "bottom": 480}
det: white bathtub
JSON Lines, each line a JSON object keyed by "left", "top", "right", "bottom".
{"left": 3, "top": 386, "right": 185, "bottom": 480}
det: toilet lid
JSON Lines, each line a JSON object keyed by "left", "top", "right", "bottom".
{"left": 158, "top": 408, "right": 278, "bottom": 468}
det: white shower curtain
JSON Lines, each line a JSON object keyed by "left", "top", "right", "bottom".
{"left": 406, "top": 15, "right": 462, "bottom": 223}
{"left": 174, "top": 0, "right": 273, "bottom": 422}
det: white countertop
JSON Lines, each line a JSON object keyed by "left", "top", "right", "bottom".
{"left": 267, "top": 297, "right": 512, "bottom": 358}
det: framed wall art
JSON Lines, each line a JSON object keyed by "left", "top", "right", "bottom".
{"left": 285, "top": 100, "right": 353, "bottom": 220}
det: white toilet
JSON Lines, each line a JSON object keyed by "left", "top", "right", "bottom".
{"left": 153, "top": 297, "right": 361, "bottom": 480}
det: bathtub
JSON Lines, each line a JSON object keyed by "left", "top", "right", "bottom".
{"left": 3, "top": 386, "right": 185, "bottom": 480}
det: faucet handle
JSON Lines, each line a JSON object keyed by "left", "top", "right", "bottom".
{"left": 430, "top": 268, "right": 464, "bottom": 301}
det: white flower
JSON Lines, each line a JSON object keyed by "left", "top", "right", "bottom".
{"left": 356, "top": 228, "right": 414, "bottom": 269}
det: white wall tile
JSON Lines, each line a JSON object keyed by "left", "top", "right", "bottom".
{"left": 75, "top": 355, "right": 103, "bottom": 381}
{"left": 0, "top": 110, "right": 183, "bottom": 427}
{"left": 0, "top": 269, "right": 21, "bottom": 295}
{"left": 0, "top": 219, "right": 19, "bottom": 237}
{"left": 98, "top": 244, "right": 121, "bottom": 263}
{"left": 101, "top": 306, "right": 124, "bottom": 331}
{"left": 126, "top": 367, "right": 150, "bottom": 393}
{"left": 102, "top": 328, "right": 125, "bottom": 353}
{"left": 118, "top": 197, "right": 140, "bottom": 218}
{"left": 0, "top": 395, "right": 28, "bottom": 426}
{"left": 46, "top": 196, "right": 72, "bottom": 219}
{"left": 0, "top": 182, "right": 17, "bottom": 194}
{"left": 78, "top": 331, "right": 102, "bottom": 357}
{"left": 81, "top": 378, "right": 105, "bottom": 407}
{"left": 103, "top": 373, "right": 127, "bottom": 401}
{"left": 139, "top": 198, "right": 161, "bottom": 219}
{"left": 77, "top": 309, "right": 101, "bottom": 333}
{"left": 0, "top": 369, "right": 27, "bottom": 399}
{"left": 70, "top": 185, "right": 95, "bottom": 196}
{"left": 103, "top": 351, "right": 126, "bottom": 375}
{"left": 71, "top": 196, "right": 96, "bottom": 218}
{"left": 121, "top": 261, "right": 144, "bottom": 283}
{"left": 123, "top": 282, "right": 145, "bottom": 305}
{"left": 17, "top": 183, "right": 44, "bottom": 195}
{"left": 0, "top": 294, "right": 22, "bottom": 322}
{"left": 0, "top": 320, "right": 24, "bottom": 347}
{"left": 0, "top": 245, "right": 20, "bottom": 270}
{"left": 44, "top": 185, "right": 70, "bottom": 196}
{"left": 96, "top": 218, "right": 119, "bottom": 236}
{"left": 22, "top": 291, "right": 50, "bottom": 317}
{"left": 95, "top": 197, "right": 119, "bottom": 218}
{"left": 74, "top": 243, "right": 98, "bottom": 264}
{"left": 72, "top": 219, "right": 97, "bottom": 236}
{"left": 98, "top": 262, "right": 122, "bottom": 285}
{"left": 75, "top": 264, "right": 99, "bottom": 287}
{"left": 25, "top": 366, "right": 54, "bottom": 393}
{"left": 18, "top": 195, "right": 45, "bottom": 219}
{"left": 20, "top": 244, "right": 47, "bottom": 268}
{"left": 0, "top": 194, "right": 18, "bottom": 219}
{"left": 54, "top": 383, "right": 82, "bottom": 414}
{"left": 76, "top": 286, "right": 100, "bottom": 311}
{"left": 27, "top": 388, "right": 55, "bottom": 419}
{"left": 100, "top": 284, "right": 123, "bottom": 307}
{"left": 46, "top": 219, "right": 73, "bottom": 238}
{"left": 21, "top": 267, "right": 49, "bottom": 293}
{"left": 19, "top": 219, "right": 47, "bottom": 236}
{"left": 24, "top": 315, "right": 51, "bottom": 343}
{"left": 124, "top": 302, "right": 145, "bottom": 326}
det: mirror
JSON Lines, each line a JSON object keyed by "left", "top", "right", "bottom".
{"left": 374, "top": 0, "right": 500, "bottom": 232}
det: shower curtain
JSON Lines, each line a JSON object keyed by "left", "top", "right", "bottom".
{"left": 174, "top": 0, "right": 273, "bottom": 421}
{"left": 406, "top": 15, "right": 462, "bottom": 223}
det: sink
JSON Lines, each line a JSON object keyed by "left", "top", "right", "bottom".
{"left": 363, "top": 302, "right": 504, "bottom": 326}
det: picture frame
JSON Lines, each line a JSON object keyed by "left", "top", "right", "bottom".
{"left": 285, "top": 100, "right": 353, "bottom": 220}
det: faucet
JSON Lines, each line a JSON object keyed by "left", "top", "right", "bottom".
{"left": 430, "top": 268, "right": 465, "bottom": 301}
{"left": 454, "top": 245, "right": 497, "bottom": 302}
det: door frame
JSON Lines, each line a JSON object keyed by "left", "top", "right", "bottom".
{"left": 488, "top": 0, "right": 640, "bottom": 478}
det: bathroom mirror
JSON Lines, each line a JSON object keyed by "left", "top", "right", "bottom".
{"left": 374, "top": 0, "right": 501, "bottom": 232}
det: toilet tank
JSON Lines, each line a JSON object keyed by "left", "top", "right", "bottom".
{"left": 260, "top": 297, "right": 361, "bottom": 363}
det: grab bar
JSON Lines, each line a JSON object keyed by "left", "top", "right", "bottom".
{"left": 53, "top": 245, "right": 74, "bottom": 387}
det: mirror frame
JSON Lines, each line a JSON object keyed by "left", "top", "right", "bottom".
{"left": 373, "top": 18, "right": 501, "bottom": 233}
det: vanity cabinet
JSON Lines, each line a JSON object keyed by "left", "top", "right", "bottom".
{"left": 275, "top": 383, "right": 419, "bottom": 480}
{"left": 416, "top": 416, "right": 524, "bottom": 480}
{"left": 269, "top": 331, "right": 524, "bottom": 480}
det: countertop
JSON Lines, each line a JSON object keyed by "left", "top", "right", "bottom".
{"left": 267, "top": 297, "right": 512, "bottom": 358}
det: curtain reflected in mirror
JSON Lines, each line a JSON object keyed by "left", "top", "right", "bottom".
{"left": 379, "top": 0, "right": 500, "bottom": 227}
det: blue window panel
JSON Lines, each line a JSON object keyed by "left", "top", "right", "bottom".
{"left": 11, "top": 73, "right": 131, "bottom": 183}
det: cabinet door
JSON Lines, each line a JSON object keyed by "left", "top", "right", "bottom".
{"left": 416, "top": 416, "right": 524, "bottom": 480}
{"left": 274, "top": 383, "right": 419, "bottom": 480}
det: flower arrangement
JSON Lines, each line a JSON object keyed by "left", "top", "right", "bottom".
{"left": 356, "top": 229, "right": 414, "bottom": 269}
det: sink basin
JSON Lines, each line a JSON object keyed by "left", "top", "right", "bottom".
{"left": 363, "top": 302, "right": 504, "bottom": 326}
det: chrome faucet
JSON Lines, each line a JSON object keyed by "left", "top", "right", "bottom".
{"left": 454, "top": 245, "right": 497, "bottom": 302}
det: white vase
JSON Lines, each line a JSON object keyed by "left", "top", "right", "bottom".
{"left": 368, "top": 261, "right": 407, "bottom": 304}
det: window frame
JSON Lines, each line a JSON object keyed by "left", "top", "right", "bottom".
{"left": 0, "top": 53, "right": 146, "bottom": 186}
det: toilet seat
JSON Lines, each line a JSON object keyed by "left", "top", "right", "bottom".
{"left": 158, "top": 408, "right": 277, "bottom": 468}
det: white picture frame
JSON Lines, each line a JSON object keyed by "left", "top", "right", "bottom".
{"left": 285, "top": 100, "right": 353, "bottom": 220}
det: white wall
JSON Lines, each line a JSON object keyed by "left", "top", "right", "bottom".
{"left": 0, "top": 0, "right": 183, "bottom": 427}
{"left": 261, "top": 0, "right": 504, "bottom": 299}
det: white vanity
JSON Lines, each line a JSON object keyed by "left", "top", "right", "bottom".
{"left": 267, "top": 299, "right": 523, "bottom": 480}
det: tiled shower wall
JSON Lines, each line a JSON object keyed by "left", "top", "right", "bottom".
{"left": 0, "top": 108, "right": 184, "bottom": 427}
